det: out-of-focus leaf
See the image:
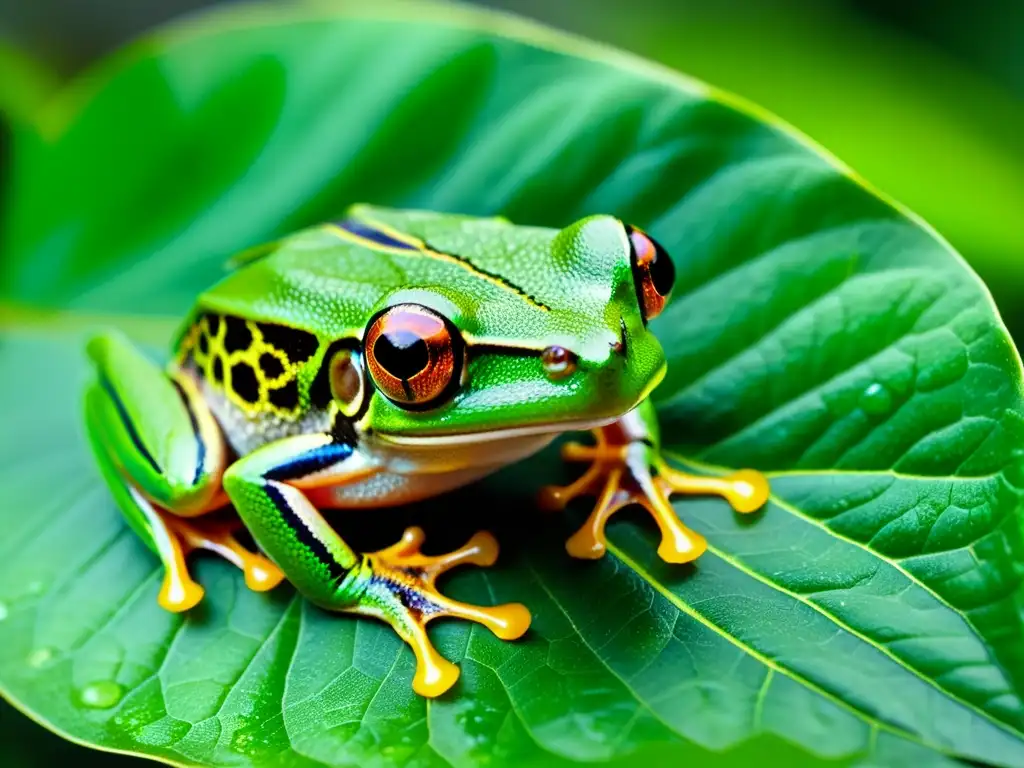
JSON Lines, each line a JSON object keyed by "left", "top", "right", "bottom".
{"left": 0, "top": 40, "right": 58, "bottom": 246}
{"left": 491, "top": 0, "right": 1024, "bottom": 337}
{"left": 0, "top": 40, "right": 57, "bottom": 125}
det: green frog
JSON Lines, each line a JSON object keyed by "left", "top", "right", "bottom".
{"left": 84, "top": 206, "right": 768, "bottom": 697}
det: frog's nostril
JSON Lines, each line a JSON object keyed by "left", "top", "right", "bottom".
{"left": 610, "top": 318, "right": 628, "bottom": 358}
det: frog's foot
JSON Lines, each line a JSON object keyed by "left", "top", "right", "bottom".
{"left": 158, "top": 513, "right": 285, "bottom": 612}
{"left": 539, "top": 430, "right": 769, "bottom": 563}
{"left": 356, "top": 526, "right": 531, "bottom": 697}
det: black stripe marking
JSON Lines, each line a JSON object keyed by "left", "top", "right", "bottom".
{"left": 338, "top": 214, "right": 551, "bottom": 312}
{"left": 334, "top": 218, "right": 419, "bottom": 250}
{"left": 171, "top": 380, "right": 207, "bottom": 486}
{"left": 101, "top": 377, "right": 161, "bottom": 476}
{"left": 469, "top": 343, "right": 545, "bottom": 357}
{"left": 421, "top": 238, "right": 552, "bottom": 311}
{"left": 263, "top": 483, "right": 349, "bottom": 582}
{"left": 263, "top": 439, "right": 354, "bottom": 482}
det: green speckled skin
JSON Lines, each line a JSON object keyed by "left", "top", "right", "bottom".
{"left": 86, "top": 205, "right": 684, "bottom": 697}
{"left": 188, "top": 205, "right": 666, "bottom": 437}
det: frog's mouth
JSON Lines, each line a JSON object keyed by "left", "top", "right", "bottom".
{"left": 372, "top": 360, "right": 666, "bottom": 448}
{"left": 372, "top": 415, "right": 620, "bottom": 447}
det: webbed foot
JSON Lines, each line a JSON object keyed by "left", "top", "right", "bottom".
{"left": 356, "top": 526, "right": 531, "bottom": 697}
{"left": 158, "top": 513, "right": 285, "bottom": 612}
{"left": 539, "top": 427, "right": 769, "bottom": 563}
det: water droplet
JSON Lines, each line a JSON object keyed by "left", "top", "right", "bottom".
{"left": 27, "top": 648, "right": 53, "bottom": 668}
{"left": 0, "top": 601, "right": 8, "bottom": 621}
{"left": 859, "top": 382, "right": 893, "bottom": 416}
{"left": 78, "top": 681, "right": 124, "bottom": 709}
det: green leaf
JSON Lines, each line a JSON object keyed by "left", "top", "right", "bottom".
{"left": 2, "top": 2, "right": 1023, "bottom": 766}
{"left": 0, "top": 40, "right": 59, "bottom": 260}
{"left": 0, "top": 39, "right": 58, "bottom": 127}
{"left": 530, "top": 0, "right": 1024, "bottom": 289}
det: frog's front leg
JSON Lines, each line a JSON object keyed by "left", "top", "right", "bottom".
{"left": 222, "top": 433, "right": 532, "bottom": 698}
{"left": 540, "top": 399, "right": 770, "bottom": 562}
{"left": 84, "top": 332, "right": 284, "bottom": 611}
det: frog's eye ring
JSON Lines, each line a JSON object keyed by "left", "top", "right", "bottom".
{"left": 364, "top": 304, "right": 463, "bottom": 408}
{"left": 626, "top": 225, "right": 675, "bottom": 323}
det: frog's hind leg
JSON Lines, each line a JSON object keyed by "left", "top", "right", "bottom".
{"left": 223, "top": 433, "right": 531, "bottom": 697}
{"left": 84, "top": 332, "right": 283, "bottom": 611}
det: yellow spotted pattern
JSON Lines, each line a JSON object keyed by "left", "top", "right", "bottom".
{"left": 179, "top": 314, "right": 315, "bottom": 418}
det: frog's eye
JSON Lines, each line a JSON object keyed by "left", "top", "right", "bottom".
{"left": 626, "top": 225, "right": 675, "bottom": 322}
{"left": 364, "top": 304, "right": 463, "bottom": 408}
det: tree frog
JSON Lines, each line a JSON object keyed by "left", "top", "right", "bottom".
{"left": 84, "top": 206, "right": 769, "bottom": 697}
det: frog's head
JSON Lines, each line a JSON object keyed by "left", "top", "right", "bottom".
{"left": 353, "top": 213, "right": 673, "bottom": 445}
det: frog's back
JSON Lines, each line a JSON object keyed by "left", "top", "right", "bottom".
{"left": 196, "top": 208, "right": 559, "bottom": 337}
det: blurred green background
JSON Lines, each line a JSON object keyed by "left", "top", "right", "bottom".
{"left": 1, "top": 0, "right": 1022, "bottom": 764}
{"left": 3, "top": 0, "right": 1023, "bottom": 333}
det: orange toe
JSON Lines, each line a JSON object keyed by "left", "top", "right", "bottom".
{"left": 566, "top": 529, "right": 608, "bottom": 559}
{"left": 656, "top": 531, "right": 707, "bottom": 564}
{"left": 159, "top": 572, "right": 204, "bottom": 613}
{"left": 412, "top": 649, "right": 461, "bottom": 698}
{"left": 244, "top": 559, "right": 285, "bottom": 592}
{"left": 722, "top": 469, "right": 771, "bottom": 514}
{"left": 484, "top": 603, "right": 532, "bottom": 640}
{"left": 460, "top": 531, "right": 499, "bottom": 568}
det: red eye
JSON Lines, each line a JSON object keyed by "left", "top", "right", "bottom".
{"left": 364, "top": 304, "right": 463, "bottom": 407}
{"left": 627, "top": 226, "right": 675, "bottom": 322}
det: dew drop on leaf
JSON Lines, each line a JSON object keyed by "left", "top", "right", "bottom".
{"left": 859, "top": 382, "right": 893, "bottom": 416}
{"left": 78, "top": 681, "right": 124, "bottom": 709}
{"left": 0, "top": 601, "right": 8, "bottom": 621}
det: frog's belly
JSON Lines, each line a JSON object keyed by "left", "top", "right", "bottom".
{"left": 306, "top": 465, "right": 503, "bottom": 509}
{"left": 306, "top": 432, "right": 558, "bottom": 509}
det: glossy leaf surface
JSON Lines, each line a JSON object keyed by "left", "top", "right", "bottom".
{"left": 2, "top": 2, "right": 1023, "bottom": 766}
